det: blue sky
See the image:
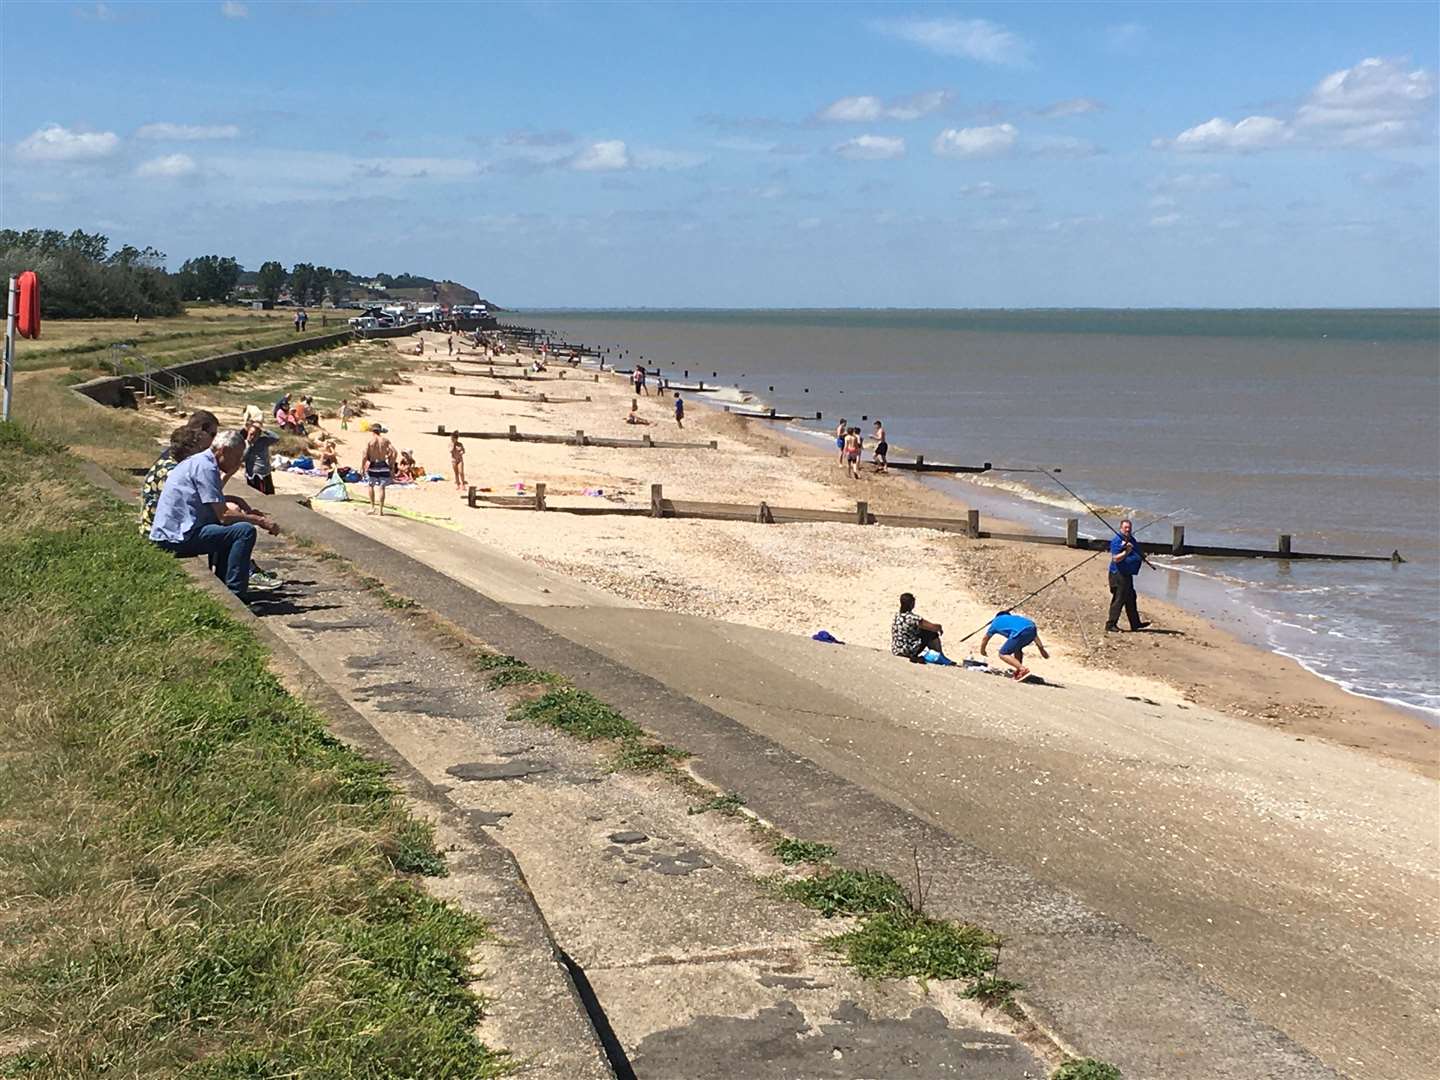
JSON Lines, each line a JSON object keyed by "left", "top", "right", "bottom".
{"left": 2, "top": 1, "right": 1437, "bottom": 308}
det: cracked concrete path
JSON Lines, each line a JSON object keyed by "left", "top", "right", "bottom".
{"left": 242, "top": 544, "right": 1051, "bottom": 1079}
{"left": 269, "top": 498, "right": 1436, "bottom": 1079}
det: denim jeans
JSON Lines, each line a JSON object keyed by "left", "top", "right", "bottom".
{"left": 158, "top": 522, "right": 256, "bottom": 595}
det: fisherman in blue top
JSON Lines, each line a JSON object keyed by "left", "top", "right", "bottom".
{"left": 979, "top": 610, "right": 1049, "bottom": 682}
{"left": 1105, "top": 518, "right": 1152, "bottom": 633}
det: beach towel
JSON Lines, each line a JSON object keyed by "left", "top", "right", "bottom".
{"left": 314, "top": 476, "right": 349, "bottom": 502}
{"left": 811, "top": 630, "right": 845, "bottom": 645}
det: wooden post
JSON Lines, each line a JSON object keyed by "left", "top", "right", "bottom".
{"left": 575, "top": 429, "right": 585, "bottom": 446}
{"left": 709, "top": 440, "right": 717, "bottom": 449}
{"left": 1066, "top": 518, "right": 1079, "bottom": 547}
{"left": 1172, "top": 525, "right": 1186, "bottom": 555}
{"left": 1279, "top": 534, "right": 1292, "bottom": 557}
{"left": 966, "top": 509, "right": 980, "bottom": 538}
{"left": 815, "top": 411, "right": 822, "bottom": 420}
{"left": 757, "top": 500, "right": 774, "bottom": 524}
{"left": 642, "top": 434, "right": 653, "bottom": 447}
{"left": 467, "top": 485, "right": 477, "bottom": 508}
{"left": 856, "top": 501, "right": 869, "bottom": 525}
{"left": 448, "top": 386, "right": 455, "bottom": 395}
{"left": 539, "top": 393, "right": 548, "bottom": 403}
{"left": 534, "top": 483, "right": 546, "bottom": 511}
{"left": 437, "top": 424, "right": 447, "bottom": 434}
{"left": 651, "top": 483, "right": 664, "bottom": 518}
{"left": 769, "top": 407, "right": 776, "bottom": 417}
{"left": 508, "top": 425, "right": 518, "bottom": 440}
{"left": 915, "top": 455, "right": 925, "bottom": 469}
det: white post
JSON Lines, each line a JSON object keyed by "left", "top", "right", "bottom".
{"left": 2, "top": 275, "right": 17, "bottom": 422}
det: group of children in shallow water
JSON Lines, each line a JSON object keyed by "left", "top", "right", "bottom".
{"left": 836, "top": 418, "right": 888, "bottom": 479}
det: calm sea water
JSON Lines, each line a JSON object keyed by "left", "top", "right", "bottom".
{"left": 518, "top": 309, "right": 1440, "bottom": 718}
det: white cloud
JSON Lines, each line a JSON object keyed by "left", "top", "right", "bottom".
{"left": 1156, "top": 57, "right": 1435, "bottom": 154}
{"left": 959, "top": 181, "right": 1005, "bottom": 198}
{"left": 872, "top": 17, "right": 1030, "bottom": 67}
{"left": 1351, "top": 163, "right": 1425, "bottom": 189}
{"left": 15, "top": 123, "right": 120, "bottom": 162}
{"left": 833, "top": 134, "right": 906, "bottom": 161}
{"left": 352, "top": 157, "right": 480, "bottom": 179}
{"left": 136, "top": 122, "right": 241, "bottom": 141}
{"left": 1149, "top": 212, "right": 1183, "bottom": 228}
{"left": 630, "top": 147, "right": 708, "bottom": 170}
{"left": 817, "top": 89, "right": 951, "bottom": 123}
{"left": 1159, "top": 115, "right": 1292, "bottom": 153}
{"left": 1037, "top": 97, "right": 1104, "bottom": 119}
{"left": 136, "top": 153, "right": 197, "bottom": 178}
{"left": 1105, "top": 22, "right": 1147, "bottom": 54}
{"left": 1297, "top": 57, "right": 1434, "bottom": 131}
{"left": 220, "top": 2, "right": 248, "bottom": 17}
{"left": 1151, "top": 172, "right": 1238, "bottom": 193}
{"left": 569, "top": 140, "right": 631, "bottom": 172}
{"left": 1149, "top": 195, "right": 1178, "bottom": 210}
{"left": 1028, "top": 135, "right": 1100, "bottom": 158}
{"left": 932, "top": 123, "right": 1018, "bottom": 159}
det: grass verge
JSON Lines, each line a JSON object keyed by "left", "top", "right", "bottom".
{"left": 0, "top": 423, "right": 509, "bottom": 1078}
{"left": 773, "top": 838, "right": 837, "bottom": 865}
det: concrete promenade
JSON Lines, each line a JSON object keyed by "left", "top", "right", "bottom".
{"left": 245, "top": 495, "right": 1422, "bottom": 1079}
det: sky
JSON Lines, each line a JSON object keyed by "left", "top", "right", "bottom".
{"left": 1, "top": 1, "right": 1437, "bottom": 308}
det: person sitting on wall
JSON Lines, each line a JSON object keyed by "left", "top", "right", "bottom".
{"left": 148, "top": 429, "right": 280, "bottom": 600}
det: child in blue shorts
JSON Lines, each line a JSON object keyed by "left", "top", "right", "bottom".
{"left": 979, "top": 610, "right": 1050, "bottom": 682}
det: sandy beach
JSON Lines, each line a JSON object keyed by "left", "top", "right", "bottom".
{"left": 232, "top": 331, "right": 1436, "bottom": 778}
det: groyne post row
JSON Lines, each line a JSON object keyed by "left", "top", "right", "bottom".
{"left": 459, "top": 482, "right": 1399, "bottom": 563}
{"left": 437, "top": 424, "right": 717, "bottom": 452}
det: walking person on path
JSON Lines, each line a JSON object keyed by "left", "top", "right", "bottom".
{"left": 1105, "top": 518, "right": 1152, "bottom": 633}
{"left": 872, "top": 420, "right": 888, "bottom": 473}
{"left": 361, "top": 424, "right": 398, "bottom": 517}
{"left": 673, "top": 392, "right": 685, "bottom": 429}
{"left": 450, "top": 433, "right": 467, "bottom": 491}
{"left": 632, "top": 365, "right": 648, "bottom": 396}
{"left": 979, "top": 610, "right": 1050, "bottom": 682}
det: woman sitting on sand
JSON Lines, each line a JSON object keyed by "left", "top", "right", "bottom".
{"left": 625, "top": 399, "right": 652, "bottom": 426}
{"left": 395, "top": 448, "right": 421, "bottom": 482}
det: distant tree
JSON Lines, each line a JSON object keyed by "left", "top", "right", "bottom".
{"left": 0, "top": 227, "right": 181, "bottom": 317}
{"left": 175, "top": 254, "right": 240, "bottom": 301}
{"left": 311, "top": 265, "right": 335, "bottom": 306}
{"left": 289, "top": 262, "right": 317, "bottom": 307}
{"left": 375, "top": 272, "right": 395, "bottom": 289}
{"left": 329, "top": 267, "right": 352, "bottom": 303}
{"left": 256, "top": 260, "right": 287, "bottom": 304}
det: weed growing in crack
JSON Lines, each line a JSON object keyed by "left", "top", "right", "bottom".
{"left": 508, "top": 687, "right": 641, "bottom": 741}
{"left": 772, "top": 868, "right": 907, "bottom": 917}
{"left": 687, "top": 791, "right": 745, "bottom": 817}
{"left": 1052, "top": 1061, "right": 1123, "bottom": 1080}
{"left": 610, "top": 739, "right": 690, "bottom": 774}
{"left": 821, "top": 910, "right": 999, "bottom": 982}
{"left": 772, "top": 838, "right": 837, "bottom": 865}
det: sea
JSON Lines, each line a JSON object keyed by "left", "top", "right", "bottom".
{"left": 516, "top": 309, "right": 1440, "bottom": 719}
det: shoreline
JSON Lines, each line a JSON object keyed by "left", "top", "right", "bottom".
{"left": 235, "top": 331, "right": 1435, "bottom": 778}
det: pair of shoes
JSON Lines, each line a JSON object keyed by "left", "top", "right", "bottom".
{"left": 1104, "top": 624, "right": 1119, "bottom": 633}
{"left": 250, "top": 568, "right": 283, "bottom": 586}
{"left": 1133, "top": 621, "right": 1152, "bottom": 631}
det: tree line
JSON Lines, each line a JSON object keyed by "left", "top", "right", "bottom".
{"left": 0, "top": 227, "right": 450, "bottom": 318}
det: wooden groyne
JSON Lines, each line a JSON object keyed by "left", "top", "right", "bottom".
{"left": 448, "top": 386, "right": 593, "bottom": 404}
{"left": 457, "top": 482, "right": 1402, "bottom": 563}
{"left": 436, "top": 425, "right": 717, "bottom": 451}
{"left": 724, "top": 406, "right": 824, "bottom": 422}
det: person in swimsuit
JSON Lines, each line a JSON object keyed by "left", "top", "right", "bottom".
{"left": 450, "top": 433, "right": 467, "bottom": 490}
{"left": 835, "top": 419, "right": 849, "bottom": 464}
{"left": 361, "top": 423, "right": 398, "bottom": 516}
{"left": 674, "top": 392, "right": 684, "bottom": 429}
{"left": 844, "top": 427, "right": 862, "bottom": 480}
{"left": 626, "top": 398, "right": 652, "bottom": 425}
{"left": 873, "top": 420, "right": 888, "bottom": 473}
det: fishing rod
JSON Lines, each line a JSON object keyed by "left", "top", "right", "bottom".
{"left": 956, "top": 511, "right": 1178, "bottom": 643}
{"left": 1038, "top": 467, "right": 1159, "bottom": 572}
